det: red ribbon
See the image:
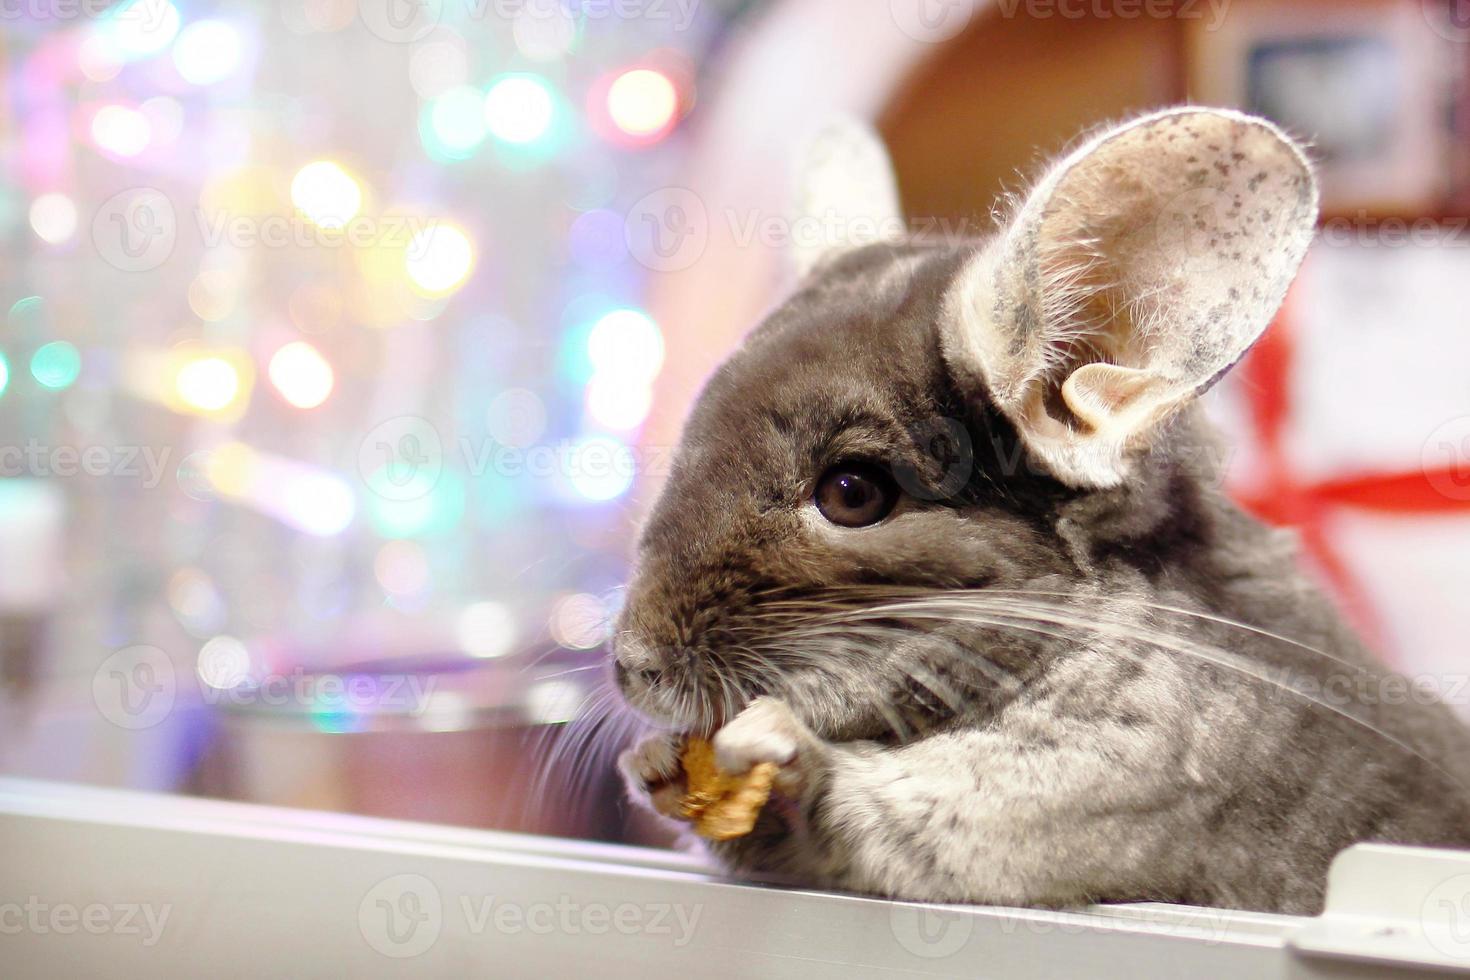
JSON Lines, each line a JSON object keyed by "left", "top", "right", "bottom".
{"left": 1232, "top": 281, "right": 1470, "bottom": 654}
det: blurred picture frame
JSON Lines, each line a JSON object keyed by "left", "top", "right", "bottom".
{"left": 1186, "top": 0, "right": 1459, "bottom": 216}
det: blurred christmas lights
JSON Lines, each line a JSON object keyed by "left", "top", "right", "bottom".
{"left": 91, "top": 105, "right": 152, "bottom": 158}
{"left": 101, "top": 0, "right": 181, "bottom": 60}
{"left": 405, "top": 223, "right": 476, "bottom": 296}
{"left": 422, "top": 86, "right": 488, "bottom": 161}
{"left": 175, "top": 355, "right": 241, "bottom": 413}
{"left": 484, "top": 74, "right": 556, "bottom": 145}
{"left": 267, "top": 341, "right": 335, "bottom": 409}
{"left": 0, "top": 353, "right": 8, "bottom": 397}
{"left": 587, "top": 308, "right": 665, "bottom": 382}
{"left": 172, "top": 20, "right": 246, "bottom": 86}
{"left": 29, "top": 342, "right": 81, "bottom": 390}
{"left": 456, "top": 601, "right": 518, "bottom": 658}
{"left": 28, "top": 193, "right": 77, "bottom": 245}
{"left": 606, "top": 68, "right": 679, "bottom": 141}
{"left": 290, "top": 160, "right": 362, "bottom": 230}
{"left": 196, "top": 635, "right": 251, "bottom": 690}
{"left": 205, "top": 443, "right": 356, "bottom": 537}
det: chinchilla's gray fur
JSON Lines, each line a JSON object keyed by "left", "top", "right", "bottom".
{"left": 612, "top": 109, "right": 1470, "bottom": 915}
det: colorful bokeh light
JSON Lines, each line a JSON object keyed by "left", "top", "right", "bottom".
{"left": 173, "top": 20, "right": 246, "bottom": 86}
{"left": 423, "top": 86, "right": 488, "bottom": 160}
{"left": 606, "top": 68, "right": 679, "bottom": 140}
{"left": 484, "top": 74, "right": 556, "bottom": 145}
{"left": 268, "top": 341, "right": 335, "bottom": 409}
{"left": 405, "top": 224, "right": 476, "bottom": 296}
{"left": 175, "top": 356, "right": 240, "bottom": 412}
{"left": 91, "top": 105, "right": 152, "bottom": 157}
{"left": 30, "top": 342, "right": 81, "bottom": 390}
{"left": 290, "top": 160, "right": 362, "bottom": 230}
{"left": 28, "top": 194, "right": 77, "bottom": 245}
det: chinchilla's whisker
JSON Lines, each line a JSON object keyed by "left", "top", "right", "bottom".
{"left": 979, "top": 588, "right": 1370, "bottom": 679}
{"left": 850, "top": 594, "right": 1469, "bottom": 793}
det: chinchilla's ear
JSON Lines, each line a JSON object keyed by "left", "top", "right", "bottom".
{"left": 790, "top": 118, "right": 905, "bottom": 277}
{"left": 946, "top": 106, "right": 1319, "bottom": 488}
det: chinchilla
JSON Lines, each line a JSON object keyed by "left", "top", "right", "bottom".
{"left": 612, "top": 107, "right": 1470, "bottom": 914}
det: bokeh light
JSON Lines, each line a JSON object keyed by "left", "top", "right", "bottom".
{"left": 28, "top": 193, "right": 77, "bottom": 245}
{"left": 456, "top": 601, "right": 518, "bottom": 658}
{"left": 290, "top": 160, "right": 362, "bottom": 230}
{"left": 585, "top": 376, "right": 653, "bottom": 431}
{"left": 268, "top": 341, "right": 335, "bottom": 409}
{"left": 587, "top": 308, "right": 665, "bottom": 382}
{"left": 565, "top": 435, "right": 635, "bottom": 502}
{"left": 196, "top": 635, "right": 251, "bottom": 690}
{"left": 366, "top": 468, "right": 466, "bottom": 539}
{"left": 0, "top": 352, "right": 9, "bottom": 398}
{"left": 423, "top": 86, "right": 488, "bottom": 160}
{"left": 103, "top": 0, "right": 181, "bottom": 59}
{"left": 405, "top": 224, "right": 475, "bottom": 296}
{"left": 173, "top": 20, "right": 246, "bottom": 86}
{"left": 374, "top": 540, "right": 431, "bottom": 596}
{"left": 549, "top": 592, "right": 610, "bottom": 650}
{"left": 30, "top": 342, "right": 81, "bottom": 390}
{"left": 176, "top": 356, "right": 240, "bottom": 413}
{"left": 205, "top": 443, "right": 356, "bottom": 537}
{"left": 483, "top": 74, "right": 556, "bottom": 145}
{"left": 91, "top": 105, "right": 152, "bottom": 157}
{"left": 607, "top": 68, "right": 679, "bottom": 141}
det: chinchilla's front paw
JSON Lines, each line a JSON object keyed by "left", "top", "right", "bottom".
{"left": 714, "top": 698, "right": 825, "bottom": 797}
{"left": 618, "top": 731, "right": 689, "bottom": 821}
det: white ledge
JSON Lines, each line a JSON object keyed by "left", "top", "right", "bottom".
{"left": 2, "top": 777, "right": 1467, "bottom": 977}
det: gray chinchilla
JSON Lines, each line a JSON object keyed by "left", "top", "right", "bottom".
{"left": 613, "top": 107, "right": 1470, "bottom": 914}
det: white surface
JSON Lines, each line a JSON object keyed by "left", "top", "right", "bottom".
{"left": 5, "top": 778, "right": 1470, "bottom": 977}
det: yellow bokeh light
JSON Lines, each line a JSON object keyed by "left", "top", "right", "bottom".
{"left": 268, "top": 341, "right": 334, "bottom": 409}
{"left": 404, "top": 223, "right": 475, "bottom": 296}
{"left": 290, "top": 160, "right": 362, "bottom": 230}
{"left": 607, "top": 68, "right": 678, "bottom": 138}
{"left": 176, "top": 356, "right": 241, "bottom": 412}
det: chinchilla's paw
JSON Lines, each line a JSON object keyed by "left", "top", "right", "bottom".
{"left": 618, "top": 731, "right": 689, "bottom": 821}
{"left": 714, "top": 698, "right": 822, "bottom": 795}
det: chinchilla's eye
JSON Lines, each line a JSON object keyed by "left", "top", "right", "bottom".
{"left": 814, "top": 462, "right": 898, "bottom": 528}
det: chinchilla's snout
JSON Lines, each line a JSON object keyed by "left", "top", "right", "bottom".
{"left": 612, "top": 634, "right": 668, "bottom": 694}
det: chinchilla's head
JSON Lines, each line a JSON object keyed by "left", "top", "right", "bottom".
{"left": 614, "top": 107, "right": 1319, "bottom": 739}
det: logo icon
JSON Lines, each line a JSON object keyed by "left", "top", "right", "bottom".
{"left": 624, "top": 187, "right": 710, "bottom": 273}
{"left": 889, "top": 903, "right": 975, "bottom": 959}
{"left": 359, "top": 416, "right": 444, "bottom": 502}
{"left": 93, "top": 188, "right": 177, "bottom": 273}
{"left": 1423, "top": 0, "right": 1470, "bottom": 43}
{"left": 1423, "top": 417, "right": 1470, "bottom": 502}
{"left": 890, "top": 0, "right": 976, "bottom": 44}
{"left": 359, "top": 0, "right": 442, "bottom": 43}
{"left": 1422, "top": 873, "right": 1470, "bottom": 959}
{"left": 358, "top": 874, "right": 443, "bottom": 958}
{"left": 92, "top": 646, "right": 177, "bottom": 730}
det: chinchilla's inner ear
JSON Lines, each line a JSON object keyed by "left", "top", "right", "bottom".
{"left": 946, "top": 106, "right": 1319, "bottom": 488}
{"left": 790, "top": 119, "right": 905, "bottom": 278}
